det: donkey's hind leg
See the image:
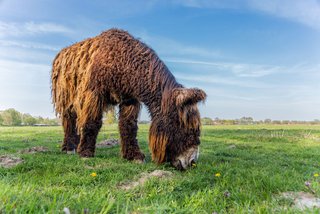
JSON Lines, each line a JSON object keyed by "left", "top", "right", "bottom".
{"left": 61, "top": 110, "right": 80, "bottom": 154}
{"left": 119, "top": 99, "right": 145, "bottom": 162}
{"left": 77, "top": 114, "right": 103, "bottom": 157}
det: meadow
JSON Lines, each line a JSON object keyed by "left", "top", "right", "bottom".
{"left": 0, "top": 124, "right": 320, "bottom": 213}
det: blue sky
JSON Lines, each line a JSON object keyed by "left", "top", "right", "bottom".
{"left": 0, "top": 0, "right": 319, "bottom": 120}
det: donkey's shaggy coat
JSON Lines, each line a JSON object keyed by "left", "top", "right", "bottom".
{"left": 52, "top": 29, "right": 206, "bottom": 168}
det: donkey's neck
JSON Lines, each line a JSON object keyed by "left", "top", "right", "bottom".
{"left": 138, "top": 66, "right": 181, "bottom": 120}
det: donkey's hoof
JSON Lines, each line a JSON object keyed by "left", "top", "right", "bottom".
{"left": 78, "top": 149, "right": 95, "bottom": 158}
{"left": 133, "top": 159, "right": 146, "bottom": 164}
{"left": 132, "top": 152, "right": 145, "bottom": 164}
{"left": 123, "top": 151, "right": 145, "bottom": 163}
{"left": 66, "top": 149, "right": 76, "bottom": 155}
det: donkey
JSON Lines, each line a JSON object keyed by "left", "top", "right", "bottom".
{"left": 51, "top": 29, "right": 206, "bottom": 170}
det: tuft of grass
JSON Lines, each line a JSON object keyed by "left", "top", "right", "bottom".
{"left": 0, "top": 124, "right": 320, "bottom": 213}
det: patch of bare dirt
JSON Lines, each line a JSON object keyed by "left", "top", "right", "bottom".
{"left": 227, "top": 144, "right": 237, "bottom": 149}
{"left": 20, "top": 146, "right": 49, "bottom": 154}
{"left": 96, "top": 138, "right": 119, "bottom": 148}
{"left": 281, "top": 192, "right": 320, "bottom": 210}
{"left": 0, "top": 155, "right": 23, "bottom": 168}
{"left": 119, "top": 170, "right": 173, "bottom": 190}
{"left": 21, "top": 138, "right": 37, "bottom": 143}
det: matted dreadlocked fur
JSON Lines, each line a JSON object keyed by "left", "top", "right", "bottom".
{"left": 51, "top": 28, "right": 206, "bottom": 164}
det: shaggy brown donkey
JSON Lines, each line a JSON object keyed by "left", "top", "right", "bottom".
{"left": 51, "top": 29, "right": 206, "bottom": 170}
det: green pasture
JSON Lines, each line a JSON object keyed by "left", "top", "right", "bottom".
{"left": 0, "top": 124, "right": 320, "bottom": 213}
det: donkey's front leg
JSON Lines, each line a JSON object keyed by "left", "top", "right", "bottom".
{"left": 119, "top": 99, "right": 145, "bottom": 162}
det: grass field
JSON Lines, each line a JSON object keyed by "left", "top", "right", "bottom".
{"left": 0, "top": 124, "right": 320, "bottom": 213}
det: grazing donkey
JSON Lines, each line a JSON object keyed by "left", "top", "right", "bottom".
{"left": 51, "top": 29, "right": 206, "bottom": 170}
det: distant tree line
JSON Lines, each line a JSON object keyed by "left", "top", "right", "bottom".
{"left": 0, "top": 108, "right": 119, "bottom": 126}
{"left": 0, "top": 108, "right": 60, "bottom": 126}
{"left": 201, "top": 117, "right": 320, "bottom": 125}
{"left": 1, "top": 108, "right": 318, "bottom": 126}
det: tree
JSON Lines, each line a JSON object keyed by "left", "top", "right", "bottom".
{"left": 201, "top": 117, "right": 213, "bottom": 125}
{"left": 238, "top": 117, "right": 253, "bottom": 125}
{"left": 103, "top": 108, "right": 117, "bottom": 125}
{"left": 272, "top": 120, "right": 281, "bottom": 124}
{"left": 22, "top": 113, "right": 37, "bottom": 126}
{"left": 282, "top": 120, "right": 290, "bottom": 125}
{"left": 36, "top": 116, "right": 45, "bottom": 124}
{"left": 264, "top": 119, "right": 272, "bottom": 124}
{"left": 0, "top": 114, "right": 3, "bottom": 125}
{"left": 1, "top": 108, "right": 22, "bottom": 126}
{"left": 1, "top": 111, "right": 11, "bottom": 125}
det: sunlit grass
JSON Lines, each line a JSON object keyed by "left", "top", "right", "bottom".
{"left": 0, "top": 124, "right": 320, "bottom": 213}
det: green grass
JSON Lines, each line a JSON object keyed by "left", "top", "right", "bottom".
{"left": 0, "top": 124, "right": 320, "bottom": 213}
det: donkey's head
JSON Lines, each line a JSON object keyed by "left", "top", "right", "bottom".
{"left": 149, "top": 88, "right": 206, "bottom": 170}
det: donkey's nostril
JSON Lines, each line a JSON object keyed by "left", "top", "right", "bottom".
{"left": 190, "top": 159, "right": 196, "bottom": 166}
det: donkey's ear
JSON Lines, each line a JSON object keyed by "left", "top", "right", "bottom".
{"left": 173, "top": 88, "right": 206, "bottom": 107}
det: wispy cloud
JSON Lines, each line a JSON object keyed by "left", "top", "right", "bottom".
{"left": 136, "top": 31, "right": 221, "bottom": 59}
{"left": 167, "top": 58, "right": 283, "bottom": 77}
{"left": 0, "top": 40, "right": 59, "bottom": 51}
{"left": 0, "top": 45, "right": 55, "bottom": 64}
{"left": 169, "top": 57, "right": 320, "bottom": 112}
{"left": 24, "top": 22, "right": 72, "bottom": 34}
{"left": 0, "top": 59, "right": 53, "bottom": 117}
{"left": 137, "top": 32, "right": 318, "bottom": 82}
{"left": 0, "top": 59, "right": 50, "bottom": 76}
{"left": 247, "top": 0, "right": 320, "bottom": 30}
{"left": 0, "top": 21, "right": 72, "bottom": 38}
{"left": 172, "top": 0, "right": 320, "bottom": 30}
{"left": 175, "top": 72, "right": 268, "bottom": 88}
{"left": 198, "top": 87, "right": 256, "bottom": 101}
{"left": 172, "top": 0, "right": 242, "bottom": 9}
